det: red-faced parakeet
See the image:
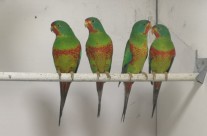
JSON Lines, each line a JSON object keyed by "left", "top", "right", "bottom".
{"left": 85, "top": 17, "right": 113, "bottom": 117}
{"left": 119, "top": 20, "right": 151, "bottom": 122}
{"left": 149, "top": 24, "right": 176, "bottom": 117}
{"left": 51, "top": 20, "right": 81, "bottom": 125}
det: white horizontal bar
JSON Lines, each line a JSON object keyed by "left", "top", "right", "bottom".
{"left": 0, "top": 72, "right": 198, "bottom": 82}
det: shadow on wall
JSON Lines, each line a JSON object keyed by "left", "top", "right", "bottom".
{"left": 169, "top": 82, "right": 201, "bottom": 133}
{"left": 25, "top": 84, "right": 155, "bottom": 136}
{"left": 28, "top": 88, "right": 59, "bottom": 136}
{"left": 72, "top": 90, "right": 100, "bottom": 136}
{"left": 158, "top": 81, "right": 201, "bottom": 135}
{"left": 27, "top": 87, "right": 101, "bottom": 136}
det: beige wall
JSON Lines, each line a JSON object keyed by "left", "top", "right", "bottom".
{"left": 0, "top": 0, "right": 156, "bottom": 136}
{"left": 158, "top": 0, "right": 207, "bottom": 136}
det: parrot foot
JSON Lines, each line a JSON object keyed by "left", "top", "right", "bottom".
{"left": 105, "top": 72, "right": 111, "bottom": 79}
{"left": 152, "top": 72, "right": 156, "bottom": 81}
{"left": 96, "top": 72, "right": 100, "bottom": 80}
{"left": 128, "top": 72, "right": 133, "bottom": 81}
{"left": 141, "top": 72, "right": 148, "bottom": 80}
{"left": 164, "top": 72, "right": 168, "bottom": 81}
{"left": 70, "top": 71, "right": 74, "bottom": 80}
{"left": 57, "top": 70, "right": 62, "bottom": 81}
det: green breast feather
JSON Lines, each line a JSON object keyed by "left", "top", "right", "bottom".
{"left": 86, "top": 32, "right": 111, "bottom": 47}
{"left": 152, "top": 37, "right": 174, "bottom": 51}
{"left": 150, "top": 37, "right": 175, "bottom": 73}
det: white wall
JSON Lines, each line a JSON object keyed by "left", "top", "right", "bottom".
{"left": 158, "top": 0, "right": 207, "bottom": 136}
{"left": 0, "top": 0, "right": 156, "bottom": 136}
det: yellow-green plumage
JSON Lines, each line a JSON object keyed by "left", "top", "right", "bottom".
{"left": 53, "top": 37, "right": 81, "bottom": 73}
{"left": 51, "top": 20, "right": 81, "bottom": 125}
{"left": 149, "top": 24, "right": 175, "bottom": 117}
{"left": 85, "top": 17, "right": 113, "bottom": 117}
{"left": 120, "top": 20, "right": 151, "bottom": 122}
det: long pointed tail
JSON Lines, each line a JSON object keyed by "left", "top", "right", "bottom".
{"left": 59, "top": 82, "right": 71, "bottom": 126}
{"left": 96, "top": 82, "right": 104, "bottom": 117}
{"left": 151, "top": 82, "right": 162, "bottom": 118}
{"left": 121, "top": 82, "right": 133, "bottom": 122}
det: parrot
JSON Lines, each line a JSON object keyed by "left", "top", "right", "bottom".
{"left": 119, "top": 20, "right": 151, "bottom": 122}
{"left": 149, "top": 24, "right": 176, "bottom": 117}
{"left": 51, "top": 20, "right": 81, "bottom": 125}
{"left": 85, "top": 17, "right": 113, "bottom": 117}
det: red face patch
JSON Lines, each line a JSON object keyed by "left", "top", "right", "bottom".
{"left": 152, "top": 28, "right": 160, "bottom": 38}
{"left": 144, "top": 22, "right": 151, "bottom": 35}
{"left": 85, "top": 19, "right": 97, "bottom": 33}
{"left": 51, "top": 23, "right": 60, "bottom": 36}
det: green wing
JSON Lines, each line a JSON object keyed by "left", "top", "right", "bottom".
{"left": 104, "top": 42, "right": 113, "bottom": 72}
{"left": 149, "top": 52, "right": 152, "bottom": 73}
{"left": 74, "top": 45, "right": 82, "bottom": 73}
{"left": 121, "top": 40, "right": 133, "bottom": 73}
{"left": 166, "top": 57, "right": 174, "bottom": 73}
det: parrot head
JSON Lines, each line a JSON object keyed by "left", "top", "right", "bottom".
{"left": 131, "top": 20, "right": 151, "bottom": 36}
{"left": 51, "top": 20, "right": 74, "bottom": 36}
{"left": 85, "top": 17, "right": 105, "bottom": 33}
{"left": 152, "top": 24, "right": 171, "bottom": 38}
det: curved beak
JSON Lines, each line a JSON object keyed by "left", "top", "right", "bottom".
{"left": 50, "top": 26, "right": 53, "bottom": 32}
{"left": 144, "top": 21, "right": 152, "bottom": 35}
{"left": 147, "top": 21, "right": 152, "bottom": 31}
{"left": 148, "top": 21, "right": 152, "bottom": 29}
{"left": 151, "top": 26, "right": 160, "bottom": 38}
{"left": 151, "top": 26, "right": 155, "bottom": 34}
{"left": 50, "top": 23, "right": 60, "bottom": 35}
{"left": 84, "top": 19, "right": 90, "bottom": 27}
{"left": 51, "top": 22, "right": 55, "bottom": 32}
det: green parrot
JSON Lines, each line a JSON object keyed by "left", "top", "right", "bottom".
{"left": 51, "top": 20, "right": 81, "bottom": 125}
{"left": 119, "top": 20, "right": 151, "bottom": 122}
{"left": 149, "top": 24, "right": 176, "bottom": 117}
{"left": 85, "top": 17, "right": 113, "bottom": 117}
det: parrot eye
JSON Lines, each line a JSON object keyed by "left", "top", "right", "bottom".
{"left": 92, "top": 20, "right": 95, "bottom": 23}
{"left": 57, "top": 24, "right": 61, "bottom": 28}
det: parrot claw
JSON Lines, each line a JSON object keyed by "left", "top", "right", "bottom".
{"left": 96, "top": 72, "right": 100, "bottom": 80}
{"left": 128, "top": 72, "right": 133, "bottom": 81}
{"left": 141, "top": 72, "right": 148, "bottom": 80}
{"left": 152, "top": 72, "right": 156, "bottom": 81}
{"left": 164, "top": 72, "right": 168, "bottom": 81}
{"left": 105, "top": 72, "right": 111, "bottom": 79}
{"left": 121, "top": 114, "right": 125, "bottom": 122}
{"left": 57, "top": 70, "right": 62, "bottom": 80}
{"left": 70, "top": 71, "right": 74, "bottom": 80}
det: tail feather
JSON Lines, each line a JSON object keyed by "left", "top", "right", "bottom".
{"left": 96, "top": 82, "right": 104, "bottom": 117}
{"left": 121, "top": 82, "right": 133, "bottom": 122}
{"left": 59, "top": 82, "right": 71, "bottom": 126}
{"left": 151, "top": 82, "right": 162, "bottom": 118}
